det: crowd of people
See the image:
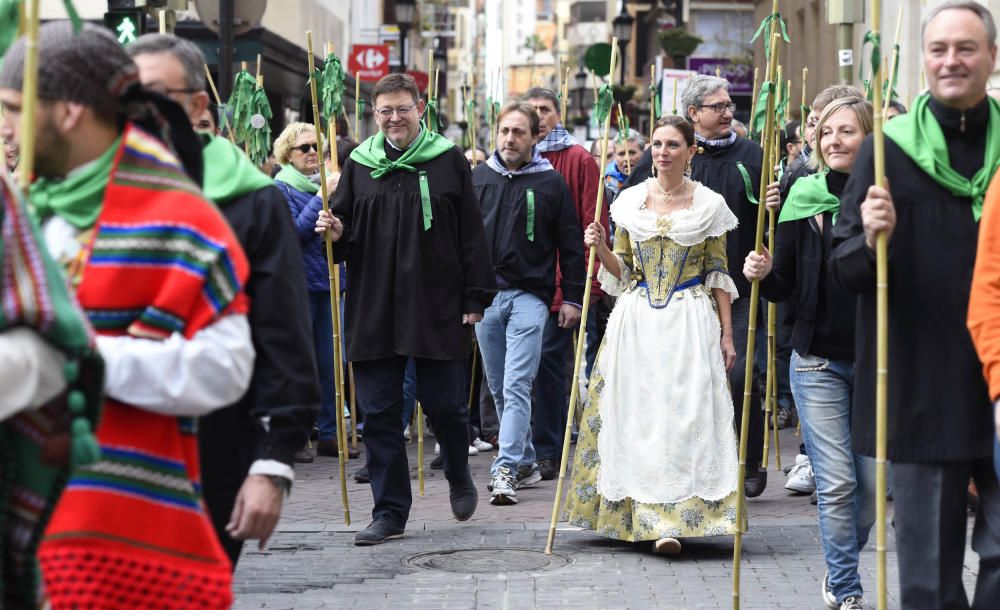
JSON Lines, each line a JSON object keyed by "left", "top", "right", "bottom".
{"left": 2, "top": 2, "right": 1000, "bottom": 609}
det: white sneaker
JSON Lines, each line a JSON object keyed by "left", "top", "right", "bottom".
{"left": 472, "top": 437, "right": 493, "bottom": 451}
{"left": 489, "top": 467, "right": 518, "bottom": 505}
{"left": 821, "top": 572, "right": 838, "bottom": 609}
{"left": 403, "top": 424, "right": 411, "bottom": 441}
{"left": 468, "top": 445, "right": 479, "bottom": 456}
{"left": 785, "top": 455, "right": 816, "bottom": 494}
{"left": 434, "top": 442, "right": 440, "bottom": 455}
{"left": 839, "top": 596, "right": 864, "bottom": 610}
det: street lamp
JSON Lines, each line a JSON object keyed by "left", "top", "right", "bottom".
{"left": 612, "top": 4, "right": 634, "bottom": 86}
{"left": 395, "top": 0, "right": 416, "bottom": 73}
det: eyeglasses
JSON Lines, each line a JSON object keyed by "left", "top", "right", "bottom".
{"left": 806, "top": 118, "right": 819, "bottom": 128}
{"left": 375, "top": 104, "right": 416, "bottom": 119}
{"left": 698, "top": 102, "right": 736, "bottom": 114}
{"left": 293, "top": 143, "right": 318, "bottom": 154}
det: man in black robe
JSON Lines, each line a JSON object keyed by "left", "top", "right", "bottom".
{"left": 472, "top": 102, "right": 585, "bottom": 505}
{"left": 129, "top": 34, "right": 319, "bottom": 564}
{"left": 830, "top": 3, "right": 1000, "bottom": 607}
{"left": 323, "top": 74, "right": 496, "bottom": 545}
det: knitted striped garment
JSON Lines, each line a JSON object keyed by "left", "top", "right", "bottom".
{"left": 36, "top": 124, "right": 250, "bottom": 609}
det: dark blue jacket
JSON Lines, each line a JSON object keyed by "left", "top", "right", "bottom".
{"left": 276, "top": 179, "right": 335, "bottom": 293}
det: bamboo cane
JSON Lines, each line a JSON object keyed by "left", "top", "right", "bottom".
{"left": 883, "top": 5, "right": 904, "bottom": 117}
{"left": 16, "top": 0, "right": 40, "bottom": 195}
{"left": 306, "top": 31, "right": 350, "bottom": 525}
{"left": 349, "top": 363, "right": 358, "bottom": 450}
{"left": 241, "top": 61, "right": 250, "bottom": 156}
{"left": 560, "top": 66, "right": 570, "bottom": 122}
{"left": 869, "top": 1, "right": 889, "bottom": 608}
{"left": 649, "top": 64, "right": 656, "bottom": 144}
{"left": 323, "top": 42, "right": 350, "bottom": 472}
{"left": 159, "top": 9, "right": 166, "bottom": 34}
{"left": 733, "top": 12, "right": 782, "bottom": 608}
{"left": 671, "top": 78, "right": 678, "bottom": 115}
{"left": 203, "top": 65, "right": 239, "bottom": 146}
{"left": 769, "top": 119, "right": 782, "bottom": 472}
{"left": 417, "top": 402, "right": 425, "bottom": 497}
{"left": 748, "top": 67, "right": 760, "bottom": 127}
{"left": 761, "top": 66, "right": 780, "bottom": 469}
{"left": 801, "top": 67, "right": 808, "bottom": 118}
{"left": 354, "top": 75, "right": 362, "bottom": 142}
{"left": 545, "top": 37, "right": 619, "bottom": 556}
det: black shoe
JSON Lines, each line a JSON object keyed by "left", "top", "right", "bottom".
{"left": 538, "top": 459, "right": 558, "bottom": 481}
{"left": 430, "top": 454, "right": 444, "bottom": 470}
{"left": 354, "top": 519, "right": 404, "bottom": 546}
{"left": 744, "top": 468, "right": 767, "bottom": 498}
{"left": 317, "top": 438, "right": 361, "bottom": 459}
{"left": 449, "top": 472, "right": 478, "bottom": 521}
{"left": 353, "top": 466, "right": 370, "bottom": 483}
{"left": 294, "top": 446, "right": 314, "bottom": 464}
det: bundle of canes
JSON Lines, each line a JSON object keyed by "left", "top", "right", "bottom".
{"left": 732, "top": 6, "right": 783, "bottom": 608}
{"left": 867, "top": 1, "right": 890, "bottom": 607}
{"left": 544, "top": 37, "right": 619, "bottom": 556}
{"left": 320, "top": 42, "right": 352, "bottom": 473}
{"left": 306, "top": 31, "right": 350, "bottom": 526}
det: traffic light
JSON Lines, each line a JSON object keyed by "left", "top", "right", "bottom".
{"left": 104, "top": 9, "right": 146, "bottom": 44}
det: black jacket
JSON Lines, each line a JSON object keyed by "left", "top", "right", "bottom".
{"left": 198, "top": 184, "right": 320, "bottom": 563}
{"left": 829, "top": 97, "right": 994, "bottom": 462}
{"left": 472, "top": 163, "right": 585, "bottom": 307}
{"left": 760, "top": 171, "right": 854, "bottom": 362}
{"left": 331, "top": 144, "right": 496, "bottom": 361}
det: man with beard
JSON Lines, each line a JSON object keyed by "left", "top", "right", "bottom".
{"left": 523, "top": 87, "right": 602, "bottom": 483}
{"left": 0, "top": 22, "right": 254, "bottom": 607}
{"left": 317, "top": 73, "right": 495, "bottom": 545}
{"left": 834, "top": 3, "right": 1000, "bottom": 607}
{"left": 472, "top": 102, "right": 584, "bottom": 505}
{"left": 127, "top": 34, "right": 319, "bottom": 565}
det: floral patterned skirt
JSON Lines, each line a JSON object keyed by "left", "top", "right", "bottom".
{"left": 563, "top": 361, "right": 743, "bottom": 542}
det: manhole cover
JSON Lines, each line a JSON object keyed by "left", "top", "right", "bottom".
{"left": 404, "top": 548, "right": 574, "bottom": 573}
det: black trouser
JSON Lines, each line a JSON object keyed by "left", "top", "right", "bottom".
{"left": 353, "top": 356, "right": 469, "bottom": 528}
{"left": 531, "top": 312, "right": 573, "bottom": 461}
{"left": 730, "top": 296, "right": 765, "bottom": 470}
{"left": 893, "top": 458, "right": 1000, "bottom": 609}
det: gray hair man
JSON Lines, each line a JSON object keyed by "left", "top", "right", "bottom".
{"left": 833, "top": 3, "right": 1000, "bottom": 607}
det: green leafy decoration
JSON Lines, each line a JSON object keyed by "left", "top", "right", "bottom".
{"left": 860, "top": 31, "right": 882, "bottom": 101}
{"left": 750, "top": 81, "right": 775, "bottom": 137}
{"left": 227, "top": 70, "right": 257, "bottom": 144}
{"left": 650, "top": 81, "right": 661, "bottom": 119}
{"left": 750, "top": 13, "right": 790, "bottom": 63}
{"left": 616, "top": 106, "right": 630, "bottom": 144}
{"left": 883, "top": 43, "right": 901, "bottom": 102}
{"left": 62, "top": 0, "right": 82, "bottom": 32}
{"left": 423, "top": 98, "right": 438, "bottom": 134}
{"left": 774, "top": 79, "right": 790, "bottom": 126}
{"left": 247, "top": 87, "right": 272, "bottom": 166}
{"left": 317, "top": 53, "right": 347, "bottom": 121}
{"left": 594, "top": 83, "right": 613, "bottom": 124}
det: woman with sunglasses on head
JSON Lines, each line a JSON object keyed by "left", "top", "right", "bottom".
{"left": 743, "top": 96, "right": 876, "bottom": 610}
{"left": 274, "top": 122, "right": 357, "bottom": 462}
{"left": 564, "top": 115, "right": 741, "bottom": 556}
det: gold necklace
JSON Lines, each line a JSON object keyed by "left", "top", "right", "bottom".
{"left": 653, "top": 178, "right": 686, "bottom": 208}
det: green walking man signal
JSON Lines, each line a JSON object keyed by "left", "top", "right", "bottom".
{"left": 104, "top": 10, "right": 147, "bottom": 45}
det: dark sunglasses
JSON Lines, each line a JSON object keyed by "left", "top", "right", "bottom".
{"left": 294, "top": 143, "right": 318, "bottom": 154}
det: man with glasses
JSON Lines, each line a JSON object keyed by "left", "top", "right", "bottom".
{"left": 317, "top": 73, "right": 496, "bottom": 545}
{"left": 128, "top": 34, "right": 320, "bottom": 565}
{"left": 522, "top": 86, "right": 605, "bottom": 484}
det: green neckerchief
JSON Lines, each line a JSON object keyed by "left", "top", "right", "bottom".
{"left": 28, "top": 134, "right": 122, "bottom": 229}
{"left": 349, "top": 121, "right": 455, "bottom": 179}
{"left": 884, "top": 93, "right": 1000, "bottom": 221}
{"left": 274, "top": 163, "right": 320, "bottom": 195}
{"left": 778, "top": 171, "right": 841, "bottom": 224}
{"left": 201, "top": 134, "right": 274, "bottom": 203}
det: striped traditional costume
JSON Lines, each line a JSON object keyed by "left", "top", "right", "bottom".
{"left": 34, "top": 124, "right": 250, "bottom": 609}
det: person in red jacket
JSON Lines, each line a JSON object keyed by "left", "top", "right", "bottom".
{"left": 523, "top": 87, "right": 609, "bottom": 481}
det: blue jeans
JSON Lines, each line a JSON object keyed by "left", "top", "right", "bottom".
{"left": 308, "top": 291, "right": 338, "bottom": 441}
{"left": 791, "top": 351, "right": 876, "bottom": 604}
{"left": 475, "top": 289, "right": 549, "bottom": 474}
{"left": 402, "top": 358, "right": 417, "bottom": 427}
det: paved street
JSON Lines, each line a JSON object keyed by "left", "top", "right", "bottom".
{"left": 233, "top": 429, "right": 979, "bottom": 609}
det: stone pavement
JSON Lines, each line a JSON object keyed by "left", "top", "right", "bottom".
{"left": 233, "top": 429, "right": 980, "bottom": 609}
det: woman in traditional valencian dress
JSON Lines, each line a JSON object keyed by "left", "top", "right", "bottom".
{"left": 564, "top": 115, "right": 742, "bottom": 554}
